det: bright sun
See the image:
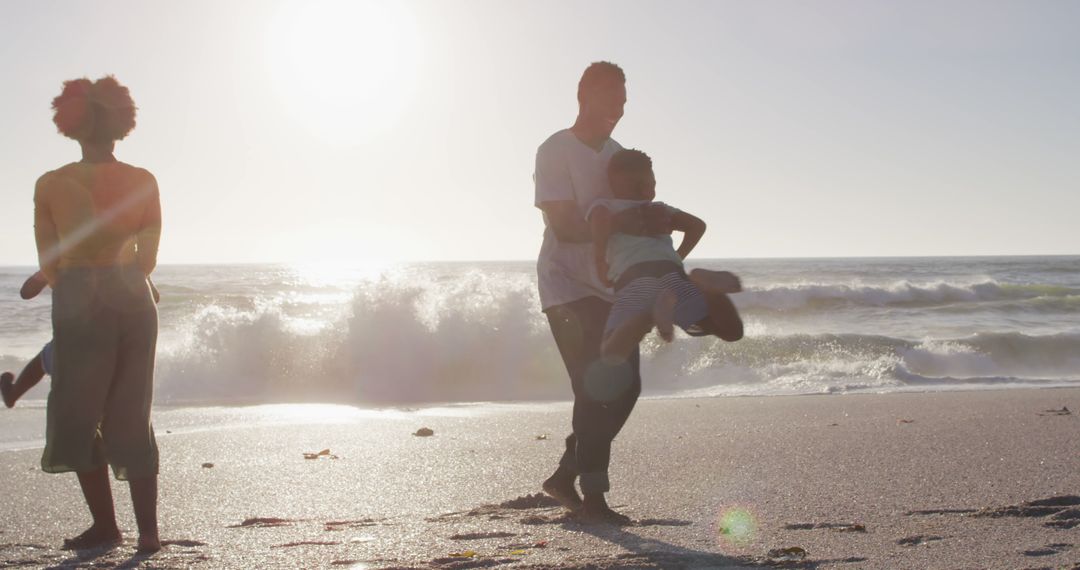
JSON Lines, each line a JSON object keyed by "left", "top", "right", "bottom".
{"left": 266, "top": 0, "right": 420, "bottom": 144}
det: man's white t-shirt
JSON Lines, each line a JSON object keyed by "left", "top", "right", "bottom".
{"left": 534, "top": 129, "right": 623, "bottom": 310}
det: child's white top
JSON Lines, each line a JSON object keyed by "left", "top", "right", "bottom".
{"left": 534, "top": 129, "right": 623, "bottom": 310}
{"left": 586, "top": 198, "right": 684, "bottom": 282}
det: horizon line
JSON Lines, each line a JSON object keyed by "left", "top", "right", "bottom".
{"left": 0, "top": 252, "right": 1078, "bottom": 269}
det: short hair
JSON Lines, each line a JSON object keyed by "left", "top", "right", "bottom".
{"left": 608, "top": 148, "right": 652, "bottom": 176}
{"left": 577, "top": 61, "right": 625, "bottom": 105}
{"left": 52, "top": 76, "right": 137, "bottom": 142}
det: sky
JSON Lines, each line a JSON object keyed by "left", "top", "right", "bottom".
{"left": 1, "top": 0, "right": 1077, "bottom": 266}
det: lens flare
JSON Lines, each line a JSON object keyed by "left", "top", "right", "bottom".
{"left": 583, "top": 359, "right": 635, "bottom": 403}
{"left": 718, "top": 507, "right": 758, "bottom": 547}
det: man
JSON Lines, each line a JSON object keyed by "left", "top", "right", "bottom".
{"left": 534, "top": 62, "right": 670, "bottom": 523}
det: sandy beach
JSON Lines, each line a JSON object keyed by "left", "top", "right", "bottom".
{"left": 1, "top": 388, "right": 1078, "bottom": 569}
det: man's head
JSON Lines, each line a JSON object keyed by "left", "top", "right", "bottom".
{"left": 608, "top": 149, "right": 655, "bottom": 201}
{"left": 577, "top": 61, "right": 626, "bottom": 140}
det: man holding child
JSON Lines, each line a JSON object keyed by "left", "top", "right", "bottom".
{"left": 534, "top": 62, "right": 671, "bottom": 523}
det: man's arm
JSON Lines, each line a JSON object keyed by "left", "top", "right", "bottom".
{"left": 539, "top": 200, "right": 670, "bottom": 244}
{"left": 538, "top": 200, "right": 593, "bottom": 243}
{"left": 671, "top": 209, "right": 706, "bottom": 259}
{"left": 589, "top": 205, "right": 615, "bottom": 287}
{"left": 534, "top": 139, "right": 596, "bottom": 243}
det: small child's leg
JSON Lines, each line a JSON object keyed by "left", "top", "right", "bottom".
{"left": 702, "top": 291, "right": 744, "bottom": 342}
{"left": 652, "top": 289, "right": 677, "bottom": 342}
{"left": 601, "top": 310, "right": 656, "bottom": 362}
{"left": 1, "top": 350, "right": 46, "bottom": 408}
{"left": 600, "top": 288, "right": 678, "bottom": 360}
{"left": 689, "top": 268, "right": 742, "bottom": 294}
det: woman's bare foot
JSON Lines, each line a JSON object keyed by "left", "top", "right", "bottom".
{"left": 137, "top": 533, "right": 162, "bottom": 554}
{"left": 1, "top": 372, "right": 14, "bottom": 408}
{"left": 652, "top": 289, "right": 677, "bottom": 342}
{"left": 578, "top": 495, "right": 632, "bottom": 525}
{"left": 61, "top": 524, "right": 122, "bottom": 550}
{"left": 543, "top": 470, "right": 583, "bottom": 511}
{"left": 689, "top": 269, "right": 742, "bottom": 294}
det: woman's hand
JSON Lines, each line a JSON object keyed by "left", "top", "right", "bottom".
{"left": 20, "top": 271, "right": 49, "bottom": 300}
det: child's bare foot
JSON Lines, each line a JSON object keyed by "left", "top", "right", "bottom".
{"left": 543, "top": 470, "right": 583, "bottom": 511}
{"left": 652, "top": 289, "right": 677, "bottom": 342}
{"left": 137, "top": 533, "right": 162, "bottom": 554}
{"left": 61, "top": 524, "right": 122, "bottom": 550}
{"left": 578, "top": 495, "right": 632, "bottom": 525}
{"left": 1, "top": 373, "right": 14, "bottom": 408}
{"left": 689, "top": 269, "right": 742, "bottom": 294}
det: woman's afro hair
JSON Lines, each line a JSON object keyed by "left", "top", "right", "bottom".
{"left": 51, "top": 76, "right": 137, "bottom": 142}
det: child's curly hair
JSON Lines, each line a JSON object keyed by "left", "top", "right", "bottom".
{"left": 608, "top": 148, "right": 652, "bottom": 175}
{"left": 51, "top": 76, "right": 137, "bottom": 142}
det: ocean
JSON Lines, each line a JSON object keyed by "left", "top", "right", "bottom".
{"left": 1, "top": 256, "right": 1078, "bottom": 405}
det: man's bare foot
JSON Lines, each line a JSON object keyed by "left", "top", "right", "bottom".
{"left": 61, "top": 525, "right": 122, "bottom": 550}
{"left": 652, "top": 289, "right": 677, "bottom": 342}
{"left": 578, "top": 496, "right": 632, "bottom": 525}
{"left": 137, "top": 534, "right": 162, "bottom": 554}
{"left": 1, "top": 373, "right": 14, "bottom": 408}
{"left": 689, "top": 269, "right": 742, "bottom": 294}
{"left": 543, "top": 471, "right": 583, "bottom": 510}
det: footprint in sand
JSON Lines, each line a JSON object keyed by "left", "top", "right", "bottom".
{"left": 272, "top": 540, "right": 342, "bottom": 548}
{"left": 785, "top": 522, "right": 867, "bottom": 533}
{"left": 1023, "top": 542, "right": 1074, "bottom": 557}
{"left": 430, "top": 494, "right": 693, "bottom": 530}
{"left": 161, "top": 539, "right": 208, "bottom": 548}
{"left": 972, "top": 496, "right": 1080, "bottom": 530}
{"left": 228, "top": 517, "right": 301, "bottom": 528}
{"left": 428, "top": 493, "right": 563, "bottom": 523}
{"left": 897, "top": 535, "right": 944, "bottom": 546}
{"left": 324, "top": 518, "right": 384, "bottom": 531}
{"left": 632, "top": 518, "right": 693, "bottom": 527}
{"left": 908, "top": 495, "right": 1080, "bottom": 529}
{"left": 449, "top": 532, "right": 518, "bottom": 540}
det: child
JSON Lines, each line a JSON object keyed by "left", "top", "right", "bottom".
{"left": 588, "top": 149, "right": 743, "bottom": 360}
{"left": 1, "top": 271, "right": 160, "bottom": 408}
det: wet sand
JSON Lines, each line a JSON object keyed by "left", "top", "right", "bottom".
{"left": 1, "top": 388, "right": 1078, "bottom": 569}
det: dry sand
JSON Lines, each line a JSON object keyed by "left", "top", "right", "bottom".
{"left": 1, "top": 388, "right": 1078, "bottom": 569}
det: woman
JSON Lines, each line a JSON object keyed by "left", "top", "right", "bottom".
{"left": 34, "top": 76, "right": 162, "bottom": 553}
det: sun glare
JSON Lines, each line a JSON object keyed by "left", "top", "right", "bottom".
{"left": 288, "top": 257, "right": 398, "bottom": 286}
{"left": 266, "top": 0, "right": 420, "bottom": 144}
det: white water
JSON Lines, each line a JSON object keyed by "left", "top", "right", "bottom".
{"left": 1, "top": 256, "right": 1078, "bottom": 404}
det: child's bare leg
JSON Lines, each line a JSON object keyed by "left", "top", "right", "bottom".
{"left": 704, "top": 291, "right": 744, "bottom": 342}
{"left": 130, "top": 476, "right": 160, "bottom": 553}
{"left": 652, "top": 289, "right": 677, "bottom": 342}
{"left": 1, "top": 351, "right": 46, "bottom": 408}
{"left": 601, "top": 311, "right": 655, "bottom": 362}
{"left": 689, "top": 268, "right": 742, "bottom": 294}
{"left": 600, "top": 290, "right": 678, "bottom": 360}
